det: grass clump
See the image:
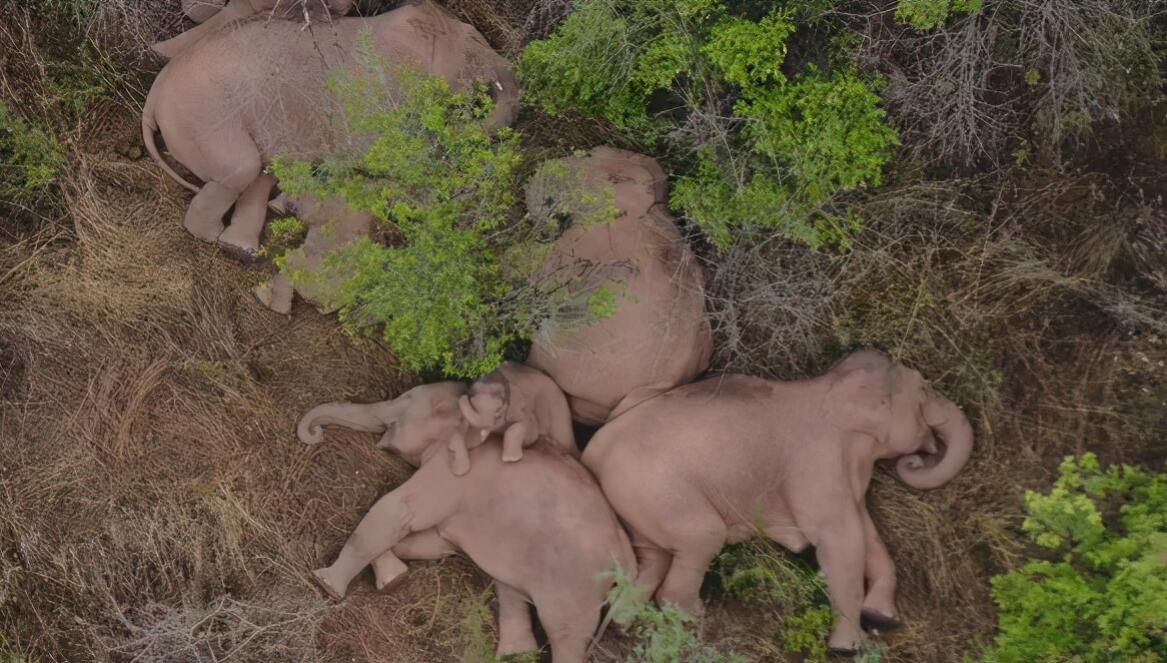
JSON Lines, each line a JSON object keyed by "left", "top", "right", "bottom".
{"left": 0, "top": 104, "right": 64, "bottom": 205}
{"left": 272, "top": 64, "right": 544, "bottom": 378}
{"left": 969, "top": 453, "right": 1167, "bottom": 662}
{"left": 518, "top": 0, "right": 898, "bottom": 250}
{"left": 606, "top": 566, "right": 745, "bottom": 663}
{"left": 456, "top": 590, "right": 541, "bottom": 663}
{"left": 706, "top": 542, "right": 834, "bottom": 661}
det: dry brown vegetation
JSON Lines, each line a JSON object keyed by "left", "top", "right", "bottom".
{"left": 2, "top": 1, "right": 1166, "bottom": 662}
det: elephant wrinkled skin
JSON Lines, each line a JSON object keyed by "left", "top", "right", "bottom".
{"left": 582, "top": 350, "right": 974, "bottom": 652}
{"left": 526, "top": 147, "right": 713, "bottom": 425}
{"left": 160, "top": 0, "right": 356, "bottom": 59}
{"left": 142, "top": 1, "right": 518, "bottom": 258}
{"left": 299, "top": 385, "right": 634, "bottom": 663}
{"left": 455, "top": 361, "right": 577, "bottom": 475}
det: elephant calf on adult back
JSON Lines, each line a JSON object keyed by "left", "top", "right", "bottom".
{"left": 142, "top": 2, "right": 518, "bottom": 257}
{"left": 582, "top": 350, "right": 974, "bottom": 652}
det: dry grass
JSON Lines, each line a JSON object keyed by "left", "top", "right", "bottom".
{"left": 2, "top": 1, "right": 1166, "bottom": 662}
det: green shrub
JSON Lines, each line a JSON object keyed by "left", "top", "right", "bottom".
{"left": 518, "top": 0, "right": 898, "bottom": 250}
{"left": 706, "top": 542, "right": 834, "bottom": 661}
{"left": 969, "top": 453, "right": 1167, "bottom": 662}
{"left": 895, "top": 0, "right": 982, "bottom": 31}
{"left": 0, "top": 104, "right": 64, "bottom": 204}
{"left": 606, "top": 566, "right": 746, "bottom": 663}
{"left": 272, "top": 65, "right": 541, "bottom": 377}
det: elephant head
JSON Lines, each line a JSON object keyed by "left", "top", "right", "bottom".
{"left": 457, "top": 371, "right": 511, "bottom": 432}
{"left": 829, "top": 350, "right": 974, "bottom": 490}
{"left": 297, "top": 381, "right": 469, "bottom": 466}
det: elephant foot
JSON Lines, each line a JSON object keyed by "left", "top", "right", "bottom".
{"left": 450, "top": 450, "right": 471, "bottom": 476}
{"left": 826, "top": 626, "right": 867, "bottom": 656}
{"left": 860, "top": 608, "right": 903, "bottom": 633}
{"left": 372, "top": 555, "right": 409, "bottom": 592}
{"left": 253, "top": 281, "right": 292, "bottom": 315}
{"left": 268, "top": 193, "right": 297, "bottom": 216}
{"left": 501, "top": 448, "right": 523, "bottom": 463}
{"left": 309, "top": 568, "right": 346, "bottom": 602}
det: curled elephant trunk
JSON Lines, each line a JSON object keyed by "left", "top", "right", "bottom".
{"left": 298, "top": 401, "right": 389, "bottom": 445}
{"left": 894, "top": 393, "right": 974, "bottom": 490}
{"left": 457, "top": 394, "right": 494, "bottom": 430}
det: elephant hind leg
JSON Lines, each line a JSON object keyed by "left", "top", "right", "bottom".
{"left": 495, "top": 581, "right": 538, "bottom": 657}
{"left": 218, "top": 172, "right": 275, "bottom": 256}
{"left": 182, "top": 134, "right": 262, "bottom": 244}
{"left": 629, "top": 528, "right": 671, "bottom": 602}
{"left": 533, "top": 594, "right": 599, "bottom": 663}
{"left": 654, "top": 533, "right": 724, "bottom": 619}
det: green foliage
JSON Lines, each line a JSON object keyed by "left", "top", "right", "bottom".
{"left": 0, "top": 635, "right": 34, "bottom": 663}
{"left": 519, "top": 0, "right": 899, "bottom": 250}
{"left": 606, "top": 565, "right": 746, "bottom": 663}
{"left": 706, "top": 543, "right": 833, "bottom": 661}
{"left": 0, "top": 104, "right": 64, "bottom": 205}
{"left": 971, "top": 453, "right": 1167, "bottom": 662}
{"left": 895, "top": 0, "right": 982, "bottom": 31}
{"left": 273, "top": 65, "right": 537, "bottom": 377}
{"left": 261, "top": 217, "right": 307, "bottom": 258}
{"left": 457, "top": 589, "right": 541, "bottom": 663}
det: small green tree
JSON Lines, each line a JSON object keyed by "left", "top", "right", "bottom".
{"left": 0, "top": 104, "right": 64, "bottom": 205}
{"left": 970, "top": 453, "right": 1167, "bottom": 662}
{"left": 272, "top": 65, "right": 537, "bottom": 377}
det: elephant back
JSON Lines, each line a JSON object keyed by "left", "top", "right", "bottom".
{"left": 525, "top": 147, "right": 712, "bottom": 425}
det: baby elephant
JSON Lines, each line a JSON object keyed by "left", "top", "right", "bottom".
{"left": 582, "top": 350, "right": 974, "bottom": 653}
{"left": 300, "top": 386, "right": 635, "bottom": 663}
{"left": 453, "top": 362, "right": 577, "bottom": 475}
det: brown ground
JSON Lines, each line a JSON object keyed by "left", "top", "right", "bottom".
{"left": 1, "top": 1, "right": 1165, "bottom": 662}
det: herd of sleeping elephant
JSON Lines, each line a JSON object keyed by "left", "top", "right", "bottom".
{"left": 144, "top": 1, "right": 976, "bottom": 660}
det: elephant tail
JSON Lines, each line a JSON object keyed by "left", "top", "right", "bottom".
{"left": 297, "top": 401, "right": 388, "bottom": 445}
{"left": 142, "top": 68, "right": 200, "bottom": 193}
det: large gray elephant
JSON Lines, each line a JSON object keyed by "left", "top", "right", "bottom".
{"left": 299, "top": 382, "right": 634, "bottom": 663}
{"left": 158, "top": 0, "right": 355, "bottom": 59}
{"left": 142, "top": 1, "right": 519, "bottom": 259}
{"left": 581, "top": 350, "right": 974, "bottom": 653}
{"left": 525, "top": 147, "right": 713, "bottom": 425}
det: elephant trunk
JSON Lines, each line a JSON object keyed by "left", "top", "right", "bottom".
{"left": 458, "top": 394, "right": 494, "bottom": 430}
{"left": 482, "top": 64, "right": 520, "bottom": 133}
{"left": 894, "top": 393, "right": 973, "bottom": 490}
{"left": 297, "top": 401, "right": 388, "bottom": 445}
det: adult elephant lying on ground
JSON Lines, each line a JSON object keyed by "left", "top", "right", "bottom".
{"left": 142, "top": 1, "right": 518, "bottom": 259}
{"left": 525, "top": 147, "right": 713, "bottom": 425}
{"left": 300, "top": 383, "right": 632, "bottom": 663}
{"left": 582, "top": 350, "right": 974, "bottom": 653}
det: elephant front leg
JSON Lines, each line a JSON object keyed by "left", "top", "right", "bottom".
{"left": 859, "top": 504, "right": 901, "bottom": 631}
{"left": 372, "top": 529, "right": 459, "bottom": 591}
{"left": 500, "top": 421, "right": 531, "bottom": 463}
{"left": 448, "top": 428, "right": 472, "bottom": 476}
{"left": 809, "top": 510, "right": 868, "bottom": 653}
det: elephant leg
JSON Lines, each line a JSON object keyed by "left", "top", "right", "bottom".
{"left": 630, "top": 528, "right": 671, "bottom": 602}
{"left": 859, "top": 505, "right": 900, "bottom": 631}
{"left": 448, "top": 429, "right": 471, "bottom": 476}
{"left": 253, "top": 274, "right": 294, "bottom": 315}
{"left": 653, "top": 520, "right": 726, "bottom": 618}
{"left": 531, "top": 591, "right": 598, "bottom": 663}
{"left": 312, "top": 466, "right": 453, "bottom": 600}
{"left": 807, "top": 510, "right": 868, "bottom": 653}
{"left": 182, "top": 137, "right": 261, "bottom": 244}
{"left": 495, "top": 581, "right": 538, "bottom": 657}
{"left": 501, "top": 421, "right": 530, "bottom": 463}
{"left": 370, "top": 529, "right": 458, "bottom": 591}
{"left": 219, "top": 172, "right": 275, "bottom": 256}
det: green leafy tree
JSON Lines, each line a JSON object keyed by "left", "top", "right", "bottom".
{"left": 272, "top": 66, "right": 537, "bottom": 377}
{"left": 970, "top": 453, "right": 1167, "bottom": 662}
{"left": 518, "top": 0, "right": 899, "bottom": 250}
